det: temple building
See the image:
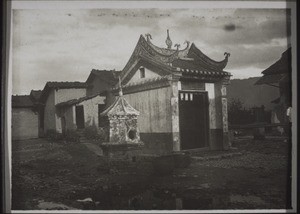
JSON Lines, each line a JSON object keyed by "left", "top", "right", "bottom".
{"left": 110, "top": 31, "right": 231, "bottom": 153}
{"left": 11, "top": 31, "right": 232, "bottom": 152}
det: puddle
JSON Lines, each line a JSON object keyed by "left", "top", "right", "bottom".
{"left": 90, "top": 188, "right": 235, "bottom": 210}
{"left": 230, "top": 194, "right": 266, "bottom": 205}
{"left": 74, "top": 184, "right": 267, "bottom": 210}
{"left": 37, "top": 201, "right": 78, "bottom": 210}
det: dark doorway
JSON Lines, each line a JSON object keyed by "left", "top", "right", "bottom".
{"left": 98, "top": 104, "right": 106, "bottom": 127}
{"left": 61, "top": 116, "right": 66, "bottom": 136}
{"left": 179, "top": 91, "right": 209, "bottom": 150}
{"left": 76, "top": 105, "right": 85, "bottom": 129}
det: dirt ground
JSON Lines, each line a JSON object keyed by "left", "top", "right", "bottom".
{"left": 11, "top": 136, "right": 292, "bottom": 210}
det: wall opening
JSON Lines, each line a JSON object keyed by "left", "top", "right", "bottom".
{"left": 75, "top": 105, "right": 85, "bottom": 129}
{"left": 98, "top": 104, "right": 106, "bottom": 127}
{"left": 128, "top": 129, "right": 137, "bottom": 140}
{"left": 139, "top": 67, "right": 145, "bottom": 78}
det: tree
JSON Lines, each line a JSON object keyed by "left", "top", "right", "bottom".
{"left": 228, "top": 98, "right": 255, "bottom": 125}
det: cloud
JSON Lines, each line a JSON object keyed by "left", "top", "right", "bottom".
{"left": 12, "top": 8, "right": 291, "bottom": 95}
{"left": 224, "top": 23, "right": 236, "bottom": 31}
{"left": 223, "top": 23, "right": 243, "bottom": 32}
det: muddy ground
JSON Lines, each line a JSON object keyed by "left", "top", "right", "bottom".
{"left": 11, "top": 136, "right": 291, "bottom": 210}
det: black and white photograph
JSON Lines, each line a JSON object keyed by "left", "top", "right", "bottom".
{"left": 3, "top": 0, "right": 297, "bottom": 213}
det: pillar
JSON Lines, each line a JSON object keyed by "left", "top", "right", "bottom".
{"left": 214, "top": 76, "right": 230, "bottom": 150}
{"left": 169, "top": 74, "right": 181, "bottom": 151}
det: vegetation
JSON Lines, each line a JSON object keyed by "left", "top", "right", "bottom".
{"left": 228, "top": 98, "right": 272, "bottom": 125}
{"left": 64, "top": 129, "right": 81, "bottom": 143}
{"left": 45, "top": 129, "right": 80, "bottom": 143}
{"left": 45, "top": 129, "right": 63, "bottom": 141}
{"left": 228, "top": 98, "right": 254, "bottom": 125}
{"left": 83, "top": 126, "right": 107, "bottom": 142}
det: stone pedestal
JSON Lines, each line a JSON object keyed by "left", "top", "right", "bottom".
{"left": 101, "top": 142, "right": 144, "bottom": 158}
{"left": 100, "top": 94, "right": 144, "bottom": 157}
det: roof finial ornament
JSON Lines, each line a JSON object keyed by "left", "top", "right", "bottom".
{"left": 224, "top": 52, "right": 231, "bottom": 59}
{"left": 118, "top": 76, "right": 123, "bottom": 97}
{"left": 174, "top": 43, "right": 180, "bottom": 51}
{"left": 145, "top": 33, "right": 152, "bottom": 42}
{"left": 165, "top": 29, "right": 172, "bottom": 49}
{"left": 184, "top": 40, "right": 190, "bottom": 49}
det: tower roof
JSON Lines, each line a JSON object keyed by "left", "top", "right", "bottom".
{"left": 100, "top": 96, "right": 139, "bottom": 117}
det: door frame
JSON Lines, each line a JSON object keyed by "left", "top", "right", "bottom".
{"left": 178, "top": 90, "right": 210, "bottom": 150}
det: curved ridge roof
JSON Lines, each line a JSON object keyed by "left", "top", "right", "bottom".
{"left": 188, "top": 43, "right": 229, "bottom": 70}
{"left": 120, "top": 33, "right": 230, "bottom": 83}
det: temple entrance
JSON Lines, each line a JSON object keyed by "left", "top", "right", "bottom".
{"left": 179, "top": 91, "right": 209, "bottom": 150}
{"left": 76, "top": 105, "right": 85, "bottom": 129}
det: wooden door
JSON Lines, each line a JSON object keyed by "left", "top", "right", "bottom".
{"left": 179, "top": 91, "right": 209, "bottom": 150}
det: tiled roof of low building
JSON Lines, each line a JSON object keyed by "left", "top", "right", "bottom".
{"left": 46, "top": 81, "right": 88, "bottom": 89}
{"left": 56, "top": 93, "right": 103, "bottom": 107}
{"left": 12, "top": 95, "right": 34, "bottom": 108}
{"left": 30, "top": 90, "right": 42, "bottom": 102}
{"left": 86, "top": 69, "right": 120, "bottom": 85}
{"left": 40, "top": 81, "right": 88, "bottom": 103}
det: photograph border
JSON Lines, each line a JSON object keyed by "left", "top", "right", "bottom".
{"left": 2, "top": 1, "right": 298, "bottom": 213}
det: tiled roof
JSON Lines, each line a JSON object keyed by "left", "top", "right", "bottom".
{"left": 30, "top": 90, "right": 42, "bottom": 102}
{"left": 114, "top": 75, "right": 170, "bottom": 91}
{"left": 12, "top": 95, "right": 34, "bottom": 108}
{"left": 255, "top": 74, "right": 286, "bottom": 85}
{"left": 121, "top": 34, "right": 230, "bottom": 84}
{"left": 86, "top": 69, "right": 120, "bottom": 85}
{"left": 56, "top": 94, "right": 102, "bottom": 107}
{"left": 40, "top": 81, "right": 88, "bottom": 103}
{"left": 262, "top": 47, "right": 291, "bottom": 75}
{"left": 46, "top": 81, "right": 88, "bottom": 89}
{"left": 172, "top": 58, "right": 230, "bottom": 76}
{"left": 255, "top": 48, "right": 291, "bottom": 85}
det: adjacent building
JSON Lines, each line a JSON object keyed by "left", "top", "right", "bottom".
{"left": 12, "top": 92, "right": 40, "bottom": 140}
{"left": 255, "top": 47, "right": 292, "bottom": 124}
{"left": 39, "top": 81, "right": 88, "bottom": 134}
{"left": 56, "top": 94, "right": 105, "bottom": 133}
{"left": 86, "top": 69, "right": 119, "bottom": 96}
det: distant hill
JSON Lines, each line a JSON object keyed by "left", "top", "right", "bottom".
{"left": 227, "top": 77, "right": 279, "bottom": 110}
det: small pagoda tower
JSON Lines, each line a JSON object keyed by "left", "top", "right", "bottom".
{"left": 100, "top": 79, "right": 143, "bottom": 156}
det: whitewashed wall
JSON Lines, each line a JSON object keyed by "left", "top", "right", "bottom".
{"left": 12, "top": 108, "right": 39, "bottom": 140}
{"left": 123, "top": 86, "right": 172, "bottom": 133}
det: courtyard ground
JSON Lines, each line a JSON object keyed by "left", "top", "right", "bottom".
{"left": 11, "top": 136, "right": 292, "bottom": 210}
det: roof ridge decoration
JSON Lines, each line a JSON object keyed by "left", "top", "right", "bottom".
{"left": 120, "top": 32, "right": 229, "bottom": 84}
{"left": 188, "top": 43, "right": 230, "bottom": 70}
{"left": 144, "top": 33, "right": 190, "bottom": 58}
{"left": 165, "top": 29, "right": 173, "bottom": 49}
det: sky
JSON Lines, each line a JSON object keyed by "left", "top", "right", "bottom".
{"left": 12, "top": 7, "right": 291, "bottom": 95}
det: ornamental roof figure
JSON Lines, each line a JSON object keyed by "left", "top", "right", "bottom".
{"left": 165, "top": 29, "right": 173, "bottom": 49}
